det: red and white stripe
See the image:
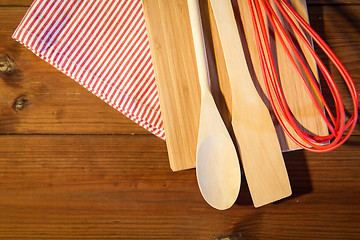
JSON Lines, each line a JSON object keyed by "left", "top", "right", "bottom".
{"left": 12, "top": 0, "right": 165, "bottom": 139}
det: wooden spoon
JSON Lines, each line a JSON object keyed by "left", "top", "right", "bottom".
{"left": 208, "top": 0, "right": 291, "bottom": 207}
{"left": 187, "top": 0, "right": 241, "bottom": 210}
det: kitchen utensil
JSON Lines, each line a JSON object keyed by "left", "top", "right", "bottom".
{"left": 236, "top": 0, "right": 329, "bottom": 151}
{"left": 142, "top": 0, "right": 201, "bottom": 171}
{"left": 187, "top": 0, "right": 241, "bottom": 210}
{"left": 208, "top": 0, "right": 291, "bottom": 207}
{"left": 247, "top": 0, "right": 358, "bottom": 151}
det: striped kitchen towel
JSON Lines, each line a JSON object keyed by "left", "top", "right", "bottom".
{"left": 12, "top": 0, "right": 165, "bottom": 139}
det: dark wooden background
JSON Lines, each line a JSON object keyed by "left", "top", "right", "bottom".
{"left": 0, "top": 0, "right": 359, "bottom": 239}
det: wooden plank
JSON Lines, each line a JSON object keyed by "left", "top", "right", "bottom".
{"left": 142, "top": 0, "right": 201, "bottom": 171}
{"left": 0, "top": 1, "right": 32, "bottom": 7}
{"left": 0, "top": 8, "right": 151, "bottom": 135}
{"left": 0, "top": 1, "right": 359, "bottom": 239}
{"left": 0, "top": 134, "right": 359, "bottom": 239}
{"left": 0, "top": 2, "right": 359, "bottom": 239}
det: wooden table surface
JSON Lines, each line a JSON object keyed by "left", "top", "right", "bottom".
{"left": 0, "top": 0, "right": 359, "bottom": 239}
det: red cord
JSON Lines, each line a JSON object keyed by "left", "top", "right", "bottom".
{"left": 247, "top": 0, "right": 358, "bottom": 152}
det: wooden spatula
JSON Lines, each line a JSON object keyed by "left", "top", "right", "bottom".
{"left": 208, "top": 0, "right": 291, "bottom": 207}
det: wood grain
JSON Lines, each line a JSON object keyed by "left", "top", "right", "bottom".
{"left": 0, "top": 135, "right": 359, "bottom": 239}
{"left": 142, "top": 0, "right": 201, "bottom": 171}
{"left": 0, "top": 2, "right": 359, "bottom": 239}
{"left": 0, "top": 1, "right": 32, "bottom": 7}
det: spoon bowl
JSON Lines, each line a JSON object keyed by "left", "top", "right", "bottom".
{"left": 196, "top": 133, "right": 241, "bottom": 210}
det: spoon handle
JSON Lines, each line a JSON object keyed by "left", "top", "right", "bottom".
{"left": 186, "top": 0, "right": 211, "bottom": 95}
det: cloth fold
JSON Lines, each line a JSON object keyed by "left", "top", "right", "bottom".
{"left": 13, "top": 0, "right": 165, "bottom": 139}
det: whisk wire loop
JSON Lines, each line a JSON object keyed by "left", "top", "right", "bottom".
{"left": 247, "top": 0, "right": 358, "bottom": 152}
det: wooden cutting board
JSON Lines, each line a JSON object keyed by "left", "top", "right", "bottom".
{"left": 143, "top": 0, "right": 328, "bottom": 171}
{"left": 142, "top": 0, "right": 201, "bottom": 171}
